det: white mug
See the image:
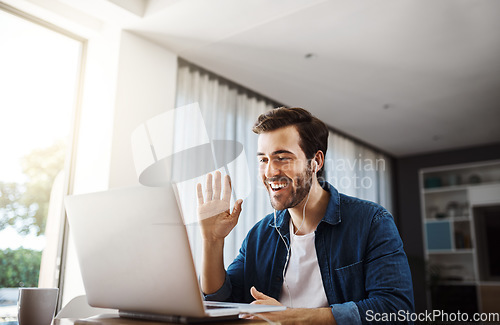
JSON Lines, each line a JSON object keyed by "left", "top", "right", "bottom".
{"left": 18, "top": 288, "right": 59, "bottom": 325}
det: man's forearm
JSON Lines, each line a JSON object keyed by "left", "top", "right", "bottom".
{"left": 307, "top": 308, "right": 336, "bottom": 325}
{"left": 200, "top": 238, "right": 226, "bottom": 294}
{"left": 254, "top": 307, "right": 336, "bottom": 324}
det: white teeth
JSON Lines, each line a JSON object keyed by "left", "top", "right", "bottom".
{"left": 270, "top": 183, "right": 287, "bottom": 190}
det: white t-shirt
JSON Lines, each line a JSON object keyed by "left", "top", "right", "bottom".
{"left": 279, "top": 222, "right": 329, "bottom": 308}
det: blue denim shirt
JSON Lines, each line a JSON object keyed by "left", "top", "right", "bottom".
{"left": 204, "top": 182, "right": 414, "bottom": 324}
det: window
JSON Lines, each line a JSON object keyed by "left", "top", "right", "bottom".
{"left": 0, "top": 5, "right": 83, "bottom": 322}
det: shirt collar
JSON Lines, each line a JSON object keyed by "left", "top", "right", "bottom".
{"left": 321, "top": 181, "right": 341, "bottom": 226}
{"left": 268, "top": 181, "right": 341, "bottom": 229}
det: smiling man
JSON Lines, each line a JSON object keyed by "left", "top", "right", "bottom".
{"left": 197, "top": 107, "right": 414, "bottom": 324}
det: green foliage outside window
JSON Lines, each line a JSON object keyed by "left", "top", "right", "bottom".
{"left": 0, "top": 248, "right": 42, "bottom": 287}
{"left": 0, "top": 140, "right": 65, "bottom": 236}
{"left": 0, "top": 140, "right": 65, "bottom": 290}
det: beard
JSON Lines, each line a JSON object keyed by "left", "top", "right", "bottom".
{"left": 266, "top": 165, "right": 314, "bottom": 211}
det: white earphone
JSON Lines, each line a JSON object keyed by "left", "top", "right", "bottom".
{"left": 313, "top": 160, "right": 318, "bottom": 173}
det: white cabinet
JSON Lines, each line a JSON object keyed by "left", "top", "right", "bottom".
{"left": 469, "top": 184, "right": 500, "bottom": 206}
{"left": 420, "top": 160, "right": 500, "bottom": 313}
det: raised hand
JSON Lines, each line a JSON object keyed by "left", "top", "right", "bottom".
{"left": 250, "top": 286, "right": 282, "bottom": 306}
{"left": 196, "top": 171, "right": 243, "bottom": 242}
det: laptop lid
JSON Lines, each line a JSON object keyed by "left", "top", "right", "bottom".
{"left": 64, "top": 185, "right": 209, "bottom": 318}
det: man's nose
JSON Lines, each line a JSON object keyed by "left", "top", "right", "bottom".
{"left": 265, "top": 161, "right": 280, "bottom": 178}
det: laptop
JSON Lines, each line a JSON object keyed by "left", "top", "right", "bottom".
{"left": 64, "top": 185, "right": 285, "bottom": 323}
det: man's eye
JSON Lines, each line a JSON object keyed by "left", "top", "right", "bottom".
{"left": 277, "top": 157, "right": 290, "bottom": 162}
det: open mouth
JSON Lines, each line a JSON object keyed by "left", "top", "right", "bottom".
{"left": 268, "top": 182, "right": 289, "bottom": 192}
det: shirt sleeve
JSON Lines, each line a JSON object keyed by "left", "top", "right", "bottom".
{"left": 202, "top": 272, "right": 233, "bottom": 301}
{"left": 351, "top": 210, "right": 415, "bottom": 324}
{"left": 331, "top": 301, "right": 363, "bottom": 324}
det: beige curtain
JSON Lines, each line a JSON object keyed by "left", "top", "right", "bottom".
{"left": 174, "top": 61, "right": 276, "bottom": 269}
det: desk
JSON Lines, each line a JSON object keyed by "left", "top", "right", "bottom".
{"left": 54, "top": 314, "right": 267, "bottom": 325}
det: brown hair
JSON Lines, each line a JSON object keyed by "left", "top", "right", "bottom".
{"left": 252, "top": 107, "right": 329, "bottom": 177}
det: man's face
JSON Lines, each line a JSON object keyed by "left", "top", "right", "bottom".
{"left": 257, "top": 125, "right": 314, "bottom": 211}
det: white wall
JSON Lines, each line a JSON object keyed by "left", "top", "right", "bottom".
{"left": 108, "top": 31, "right": 178, "bottom": 188}
{"left": 61, "top": 23, "right": 122, "bottom": 308}
{"left": 62, "top": 29, "right": 178, "bottom": 306}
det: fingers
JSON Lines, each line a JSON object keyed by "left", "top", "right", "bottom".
{"left": 222, "top": 174, "right": 232, "bottom": 202}
{"left": 250, "top": 300, "right": 274, "bottom": 305}
{"left": 250, "top": 286, "right": 258, "bottom": 300}
{"left": 205, "top": 173, "right": 213, "bottom": 201}
{"left": 250, "top": 287, "right": 282, "bottom": 306}
{"left": 231, "top": 199, "right": 243, "bottom": 219}
{"left": 196, "top": 183, "right": 204, "bottom": 205}
{"left": 200, "top": 172, "right": 236, "bottom": 204}
{"left": 250, "top": 286, "right": 266, "bottom": 300}
{"left": 213, "top": 171, "right": 221, "bottom": 200}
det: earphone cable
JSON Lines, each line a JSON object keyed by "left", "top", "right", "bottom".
{"left": 273, "top": 184, "right": 312, "bottom": 308}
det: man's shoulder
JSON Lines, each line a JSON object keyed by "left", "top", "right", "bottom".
{"left": 339, "top": 192, "right": 383, "bottom": 209}
{"left": 337, "top": 192, "right": 391, "bottom": 221}
{"left": 323, "top": 181, "right": 386, "bottom": 212}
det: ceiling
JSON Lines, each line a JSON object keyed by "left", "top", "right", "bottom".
{"left": 19, "top": 0, "right": 500, "bottom": 157}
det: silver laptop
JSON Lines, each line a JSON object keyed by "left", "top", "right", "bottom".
{"left": 64, "top": 184, "right": 285, "bottom": 323}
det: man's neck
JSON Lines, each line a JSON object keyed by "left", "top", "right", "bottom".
{"left": 288, "top": 181, "right": 329, "bottom": 235}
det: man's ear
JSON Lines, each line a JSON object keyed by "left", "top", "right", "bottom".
{"left": 313, "top": 151, "right": 325, "bottom": 172}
